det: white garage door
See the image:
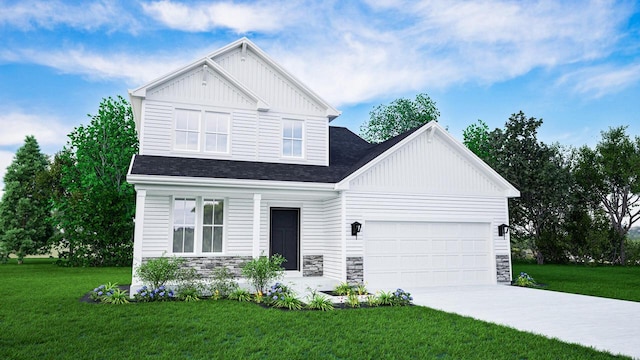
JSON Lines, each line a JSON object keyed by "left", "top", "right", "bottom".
{"left": 365, "top": 221, "right": 494, "bottom": 290}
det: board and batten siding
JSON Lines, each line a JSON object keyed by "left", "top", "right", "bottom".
{"left": 344, "top": 192, "right": 509, "bottom": 258}
{"left": 213, "top": 47, "right": 327, "bottom": 117}
{"left": 349, "top": 129, "right": 505, "bottom": 196}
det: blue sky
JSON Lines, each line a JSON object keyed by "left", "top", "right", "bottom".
{"left": 1, "top": 0, "right": 640, "bottom": 192}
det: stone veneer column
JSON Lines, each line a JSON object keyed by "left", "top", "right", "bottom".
{"left": 496, "top": 254, "right": 511, "bottom": 283}
{"left": 302, "top": 255, "right": 323, "bottom": 277}
{"left": 346, "top": 257, "right": 363, "bottom": 285}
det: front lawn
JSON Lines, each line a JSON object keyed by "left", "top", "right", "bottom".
{"left": 0, "top": 259, "right": 628, "bottom": 359}
{"left": 513, "top": 263, "right": 640, "bottom": 302}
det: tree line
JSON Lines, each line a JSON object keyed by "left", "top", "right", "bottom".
{"left": 0, "top": 96, "right": 138, "bottom": 266}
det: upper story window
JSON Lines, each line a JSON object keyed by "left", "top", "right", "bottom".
{"left": 282, "top": 119, "right": 303, "bottom": 157}
{"left": 204, "top": 112, "right": 229, "bottom": 153}
{"left": 174, "top": 108, "right": 230, "bottom": 153}
{"left": 174, "top": 110, "right": 200, "bottom": 151}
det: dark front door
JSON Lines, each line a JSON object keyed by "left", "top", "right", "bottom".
{"left": 270, "top": 208, "right": 300, "bottom": 271}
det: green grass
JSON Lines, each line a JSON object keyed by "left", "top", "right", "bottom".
{"left": 0, "top": 259, "right": 629, "bottom": 359}
{"left": 513, "top": 263, "right": 640, "bottom": 302}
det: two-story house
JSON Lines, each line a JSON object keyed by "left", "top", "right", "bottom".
{"left": 127, "top": 38, "right": 519, "bottom": 293}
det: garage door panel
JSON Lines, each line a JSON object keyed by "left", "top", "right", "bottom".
{"left": 365, "top": 221, "right": 493, "bottom": 290}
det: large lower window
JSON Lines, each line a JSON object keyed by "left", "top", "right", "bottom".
{"left": 172, "top": 197, "right": 225, "bottom": 254}
{"left": 202, "top": 199, "right": 224, "bottom": 253}
{"left": 282, "top": 119, "right": 303, "bottom": 157}
{"left": 173, "top": 198, "right": 196, "bottom": 253}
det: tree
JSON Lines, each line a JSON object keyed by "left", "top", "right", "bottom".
{"left": 360, "top": 93, "right": 440, "bottom": 143}
{"left": 484, "top": 112, "right": 572, "bottom": 264}
{"left": 0, "top": 136, "right": 53, "bottom": 263}
{"left": 463, "top": 119, "right": 492, "bottom": 161}
{"left": 51, "top": 96, "right": 139, "bottom": 266}
{"left": 574, "top": 126, "right": 640, "bottom": 264}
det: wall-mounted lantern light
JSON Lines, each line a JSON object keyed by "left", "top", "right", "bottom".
{"left": 498, "top": 224, "right": 509, "bottom": 237}
{"left": 351, "top": 221, "right": 362, "bottom": 238}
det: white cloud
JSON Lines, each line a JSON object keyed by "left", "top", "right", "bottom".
{"left": 0, "top": 0, "right": 139, "bottom": 32}
{"left": 141, "top": 0, "right": 295, "bottom": 33}
{"left": 0, "top": 111, "right": 71, "bottom": 147}
{"left": 0, "top": 47, "right": 191, "bottom": 86}
{"left": 558, "top": 64, "right": 640, "bottom": 98}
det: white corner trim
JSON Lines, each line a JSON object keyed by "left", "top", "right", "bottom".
{"left": 340, "top": 191, "right": 347, "bottom": 281}
{"left": 252, "top": 193, "right": 262, "bottom": 258}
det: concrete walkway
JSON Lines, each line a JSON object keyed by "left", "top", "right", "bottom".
{"left": 411, "top": 285, "right": 640, "bottom": 359}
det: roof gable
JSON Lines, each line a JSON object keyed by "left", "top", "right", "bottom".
{"left": 210, "top": 38, "right": 340, "bottom": 119}
{"left": 337, "top": 122, "right": 520, "bottom": 197}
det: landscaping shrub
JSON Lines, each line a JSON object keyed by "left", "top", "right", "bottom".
{"left": 376, "top": 291, "right": 393, "bottom": 306}
{"left": 134, "top": 285, "right": 176, "bottom": 302}
{"left": 513, "top": 272, "right": 538, "bottom": 287}
{"left": 209, "top": 266, "right": 238, "bottom": 298}
{"left": 135, "top": 256, "right": 185, "bottom": 289}
{"left": 305, "top": 290, "right": 334, "bottom": 311}
{"left": 102, "top": 288, "right": 129, "bottom": 304}
{"left": 333, "top": 282, "right": 352, "bottom": 296}
{"left": 241, "top": 253, "right": 286, "bottom": 293}
{"left": 228, "top": 288, "right": 252, "bottom": 302}
{"left": 390, "top": 289, "right": 413, "bottom": 306}
{"left": 90, "top": 283, "right": 118, "bottom": 302}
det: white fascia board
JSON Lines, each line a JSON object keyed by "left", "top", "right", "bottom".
{"left": 126, "top": 174, "right": 336, "bottom": 192}
{"left": 208, "top": 38, "right": 341, "bottom": 119}
{"left": 129, "top": 57, "right": 270, "bottom": 112}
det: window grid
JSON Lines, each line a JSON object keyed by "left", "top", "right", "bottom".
{"left": 204, "top": 112, "right": 229, "bottom": 153}
{"left": 202, "top": 199, "right": 224, "bottom": 253}
{"left": 174, "top": 109, "right": 200, "bottom": 151}
{"left": 282, "top": 119, "right": 303, "bottom": 157}
{"left": 172, "top": 198, "right": 196, "bottom": 253}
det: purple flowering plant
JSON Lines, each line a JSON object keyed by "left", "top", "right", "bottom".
{"left": 90, "top": 282, "right": 118, "bottom": 302}
{"left": 390, "top": 288, "right": 413, "bottom": 306}
{"left": 134, "top": 285, "right": 176, "bottom": 302}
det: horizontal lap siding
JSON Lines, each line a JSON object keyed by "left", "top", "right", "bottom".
{"left": 225, "top": 197, "right": 253, "bottom": 255}
{"left": 323, "top": 196, "right": 342, "bottom": 280}
{"left": 141, "top": 102, "right": 173, "bottom": 155}
{"left": 230, "top": 111, "right": 258, "bottom": 160}
{"left": 142, "top": 195, "right": 171, "bottom": 257}
{"left": 345, "top": 192, "right": 509, "bottom": 257}
{"left": 305, "top": 116, "right": 328, "bottom": 165}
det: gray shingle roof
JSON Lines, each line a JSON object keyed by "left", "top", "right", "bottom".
{"left": 129, "top": 125, "right": 422, "bottom": 183}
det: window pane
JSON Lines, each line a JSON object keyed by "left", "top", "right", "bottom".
{"left": 292, "top": 139, "right": 302, "bottom": 157}
{"left": 173, "top": 227, "right": 184, "bottom": 252}
{"left": 202, "top": 227, "right": 212, "bottom": 252}
{"left": 187, "top": 113, "right": 199, "bottom": 131}
{"left": 205, "top": 116, "right": 217, "bottom": 132}
{"left": 283, "top": 121, "right": 292, "bottom": 138}
{"left": 214, "top": 200, "right": 224, "bottom": 224}
{"left": 217, "top": 135, "right": 227, "bottom": 152}
{"left": 184, "top": 227, "right": 194, "bottom": 252}
{"left": 213, "top": 227, "right": 223, "bottom": 252}
{"left": 184, "top": 200, "right": 196, "bottom": 225}
{"left": 186, "top": 132, "right": 198, "bottom": 150}
{"left": 293, "top": 122, "right": 302, "bottom": 139}
{"left": 218, "top": 117, "right": 228, "bottom": 133}
{"left": 205, "top": 134, "right": 217, "bottom": 152}
{"left": 283, "top": 139, "right": 292, "bottom": 156}
{"left": 176, "top": 116, "right": 188, "bottom": 131}
{"left": 203, "top": 201, "right": 214, "bottom": 225}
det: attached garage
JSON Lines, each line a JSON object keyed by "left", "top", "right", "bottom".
{"left": 364, "top": 221, "right": 495, "bottom": 290}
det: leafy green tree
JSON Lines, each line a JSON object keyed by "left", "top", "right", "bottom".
{"left": 486, "top": 112, "right": 572, "bottom": 264}
{"left": 0, "top": 136, "right": 53, "bottom": 263}
{"left": 463, "top": 119, "right": 493, "bottom": 161}
{"left": 51, "top": 96, "right": 138, "bottom": 266}
{"left": 573, "top": 126, "right": 640, "bottom": 264}
{"left": 360, "top": 93, "right": 440, "bottom": 143}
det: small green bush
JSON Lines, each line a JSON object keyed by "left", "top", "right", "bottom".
{"left": 514, "top": 272, "right": 538, "bottom": 287}
{"left": 103, "top": 288, "right": 130, "bottom": 304}
{"left": 241, "top": 253, "right": 286, "bottom": 293}
{"left": 209, "top": 266, "right": 239, "bottom": 298}
{"left": 333, "top": 282, "right": 353, "bottom": 296}
{"left": 228, "top": 288, "right": 252, "bottom": 302}
{"left": 135, "top": 256, "right": 186, "bottom": 289}
{"left": 376, "top": 291, "right": 393, "bottom": 306}
{"left": 390, "top": 289, "right": 413, "bottom": 306}
{"left": 306, "top": 291, "right": 334, "bottom": 311}
{"left": 274, "top": 293, "right": 303, "bottom": 310}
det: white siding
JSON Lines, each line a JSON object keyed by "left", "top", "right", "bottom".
{"left": 322, "top": 196, "right": 343, "bottom": 280}
{"left": 225, "top": 197, "right": 253, "bottom": 255}
{"left": 146, "top": 65, "right": 256, "bottom": 110}
{"left": 345, "top": 192, "right": 509, "bottom": 258}
{"left": 140, "top": 101, "right": 173, "bottom": 155}
{"left": 350, "top": 129, "right": 504, "bottom": 196}
{"left": 141, "top": 195, "right": 171, "bottom": 257}
{"left": 214, "top": 47, "right": 326, "bottom": 116}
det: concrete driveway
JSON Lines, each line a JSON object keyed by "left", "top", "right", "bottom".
{"left": 411, "top": 285, "right": 640, "bottom": 359}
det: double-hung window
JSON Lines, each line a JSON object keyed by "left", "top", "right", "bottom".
{"left": 174, "top": 110, "right": 200, "bottom": 151}
{"left": 282, "top": 119, "right": 303, "bottom": 157}
{"left": 173, "top": 198, "right": 196, "bottom": 253}
{"left": 172, "top": 197, "right": 225, "bottom": 254}
{"left": 174, "top": 109, "right": 230, "bottom": 153}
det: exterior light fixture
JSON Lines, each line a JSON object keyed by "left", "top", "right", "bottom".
{"left": 498, "top": 224, "right": 509, "bottom": 237}
{"left": 351, "top": 221, "right": 362, "bottom": 238}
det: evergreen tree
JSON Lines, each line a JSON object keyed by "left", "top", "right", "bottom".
{"left": 0, "top": 136, "right": 53, "bottom": 263}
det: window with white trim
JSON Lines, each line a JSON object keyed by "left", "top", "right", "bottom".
{"left": 202, "top": 199, "right": 224, "bottom": 253}
{"left": 173, "top": 198, "right": 196, "bottom": 253}
{"left": 282, "top": 119, "right": 303, "bottom": 157}
{"left": 172, "top": 197, "right": 225, "bottom": 254}
{"left": 174, "top": 110, "right": 200, "bottom": 151}
{"left": 204, "top": 112, "right": 229, "bottom": 153}
{"left": 173, "top": 109, "right": 230, "bottom": 153}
